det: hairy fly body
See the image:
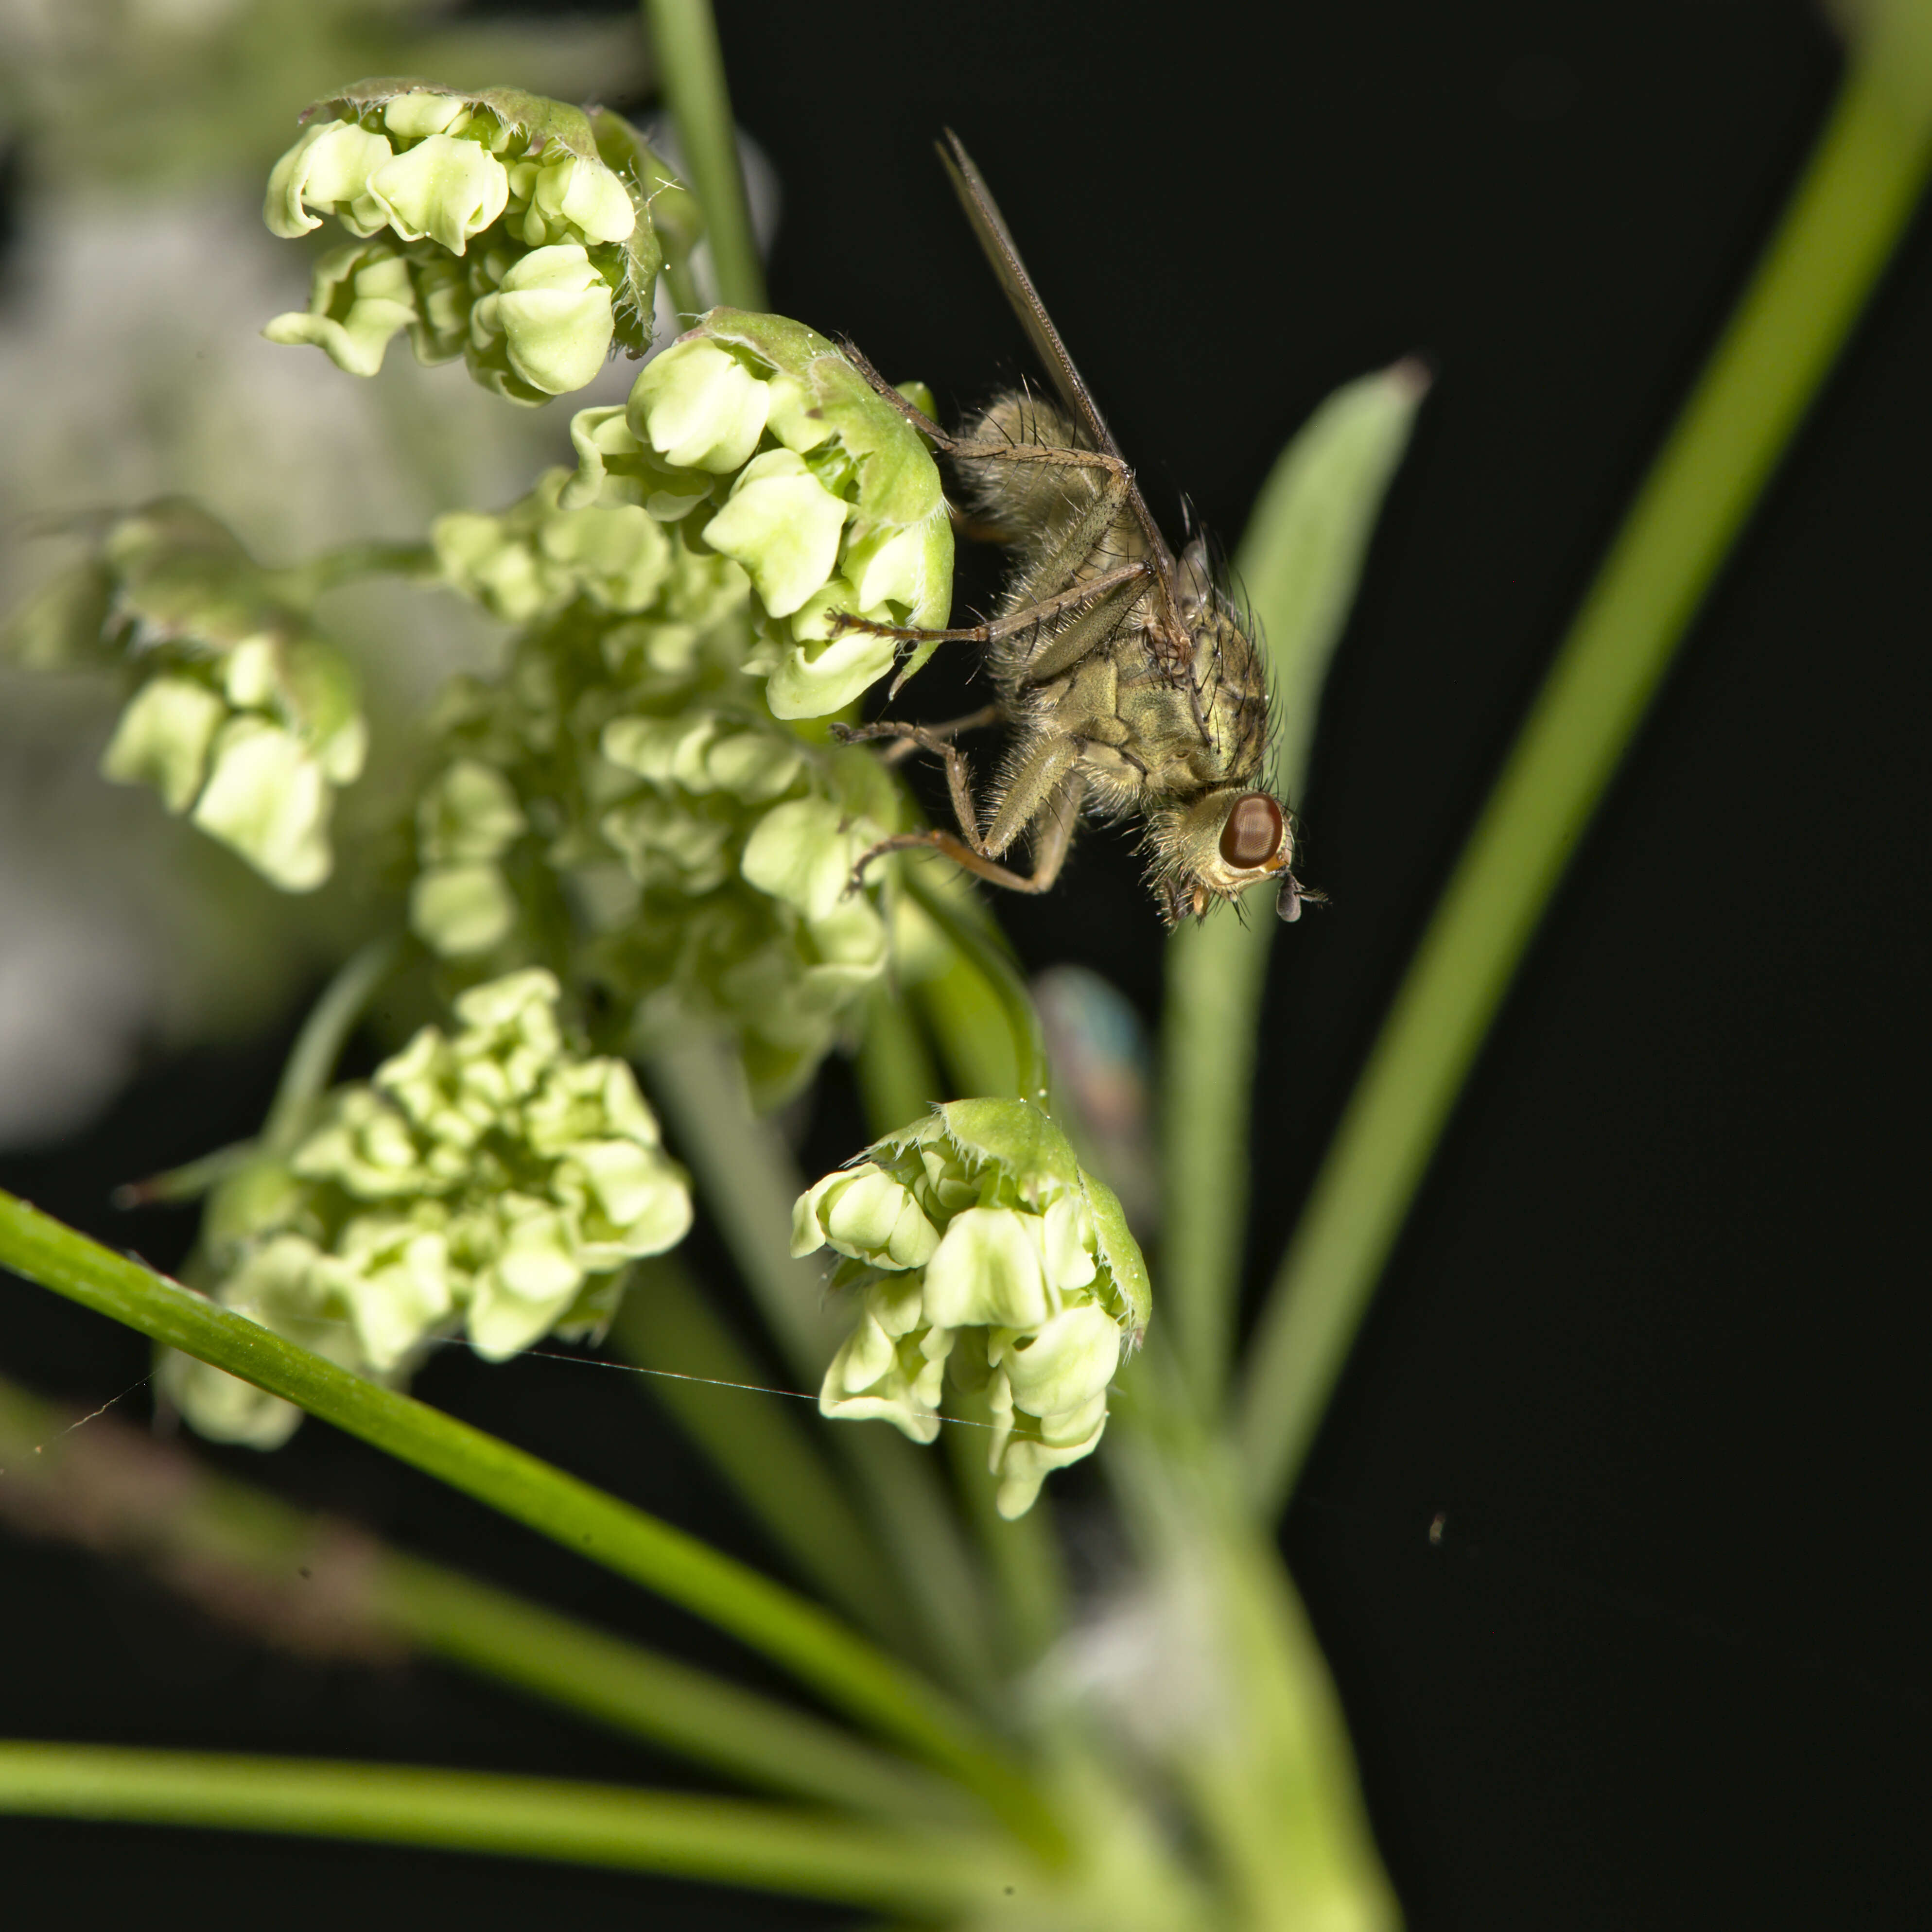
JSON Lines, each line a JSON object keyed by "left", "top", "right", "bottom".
{"left": 836, "top": 132, "right": 1308, "bottom": 927}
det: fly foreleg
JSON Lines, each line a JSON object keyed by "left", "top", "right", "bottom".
{"left": 838, "top": 705, "right": 1002, "bottom": 766}
{"left": 837, "top": 720, "right": 1085, "bottom": 899}
{"left": 827, "top": 559, "right": 1150, "bottom": 652}
{"left": 849, "top": 775, "right": 1085, "bottom": 899}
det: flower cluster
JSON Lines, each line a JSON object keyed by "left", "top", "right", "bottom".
{"left": 793, "top": 1100, "right": 1152, "bottom": 1518}
{"left": 3, "top": 502, "right": 365, "bottom": 890}
{"left": 412, "top": 308, "right": 946, "bottom": 1101}
{"left": 262, "top": 82, "right": 665, "bottom": 403}
{"left": 167, "top": 969, "right": 691, "bottom": 1447}
{"left": 567, "top": 309, "right": 953, "bottom": 715}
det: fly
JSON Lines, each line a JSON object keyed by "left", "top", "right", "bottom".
{"left": 835, "top": 131, "right": 1309, "bottom": 927}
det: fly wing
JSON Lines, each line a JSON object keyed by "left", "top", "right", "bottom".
{"left": 939, "top": 131, "right": 1128, "bottom": 468}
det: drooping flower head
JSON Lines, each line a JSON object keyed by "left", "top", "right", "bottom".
{"left": 794, "top": 1099, "right": 1152, "bottom": 1517}
{"left": 262, "top": 82, "right": 670, "bottom": 403}
{"left": 5, "top": 502, "right": 365, "bottom": 891}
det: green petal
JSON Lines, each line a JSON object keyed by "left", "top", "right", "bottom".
{"left": 995, "top": 1300, "right": 1121, "bottom": 1419}
{"left": 629, "top": 338, "right": 770, "bottom": 473}
{"left": 190, "top": 716, "right": 332, "bottom": 891}
{"left": 922, "top": 1206, "right": 1052, "bottom": 1331}
{"left": 368, "top": 134, "right": 510, "bottom": 254}
{"left": 701, "top": 448, "right": 849, "bottom": 619}
{"left": 410, "top": 862, "right": 519, "bottom": 957}
{"left": 99, "top": 675, "right": 227, "bottom": 814}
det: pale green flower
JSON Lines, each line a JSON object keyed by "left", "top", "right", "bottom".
{"left": 190, "top": 716, "right": 333, "bottom": 891}
{"left": 98, "top": 675, "right": 226, "bottom": 814}
{"left": 741, "top": 795, "right": 886, "bottom": 923}
{"left": 367, "top": 133, "right": 510, "bottom": 254}
{"left": 54, "top": 503, "right": 368, "bottom": 890}
{"left": 566, "top": 309, "right": 954, "bottom": 718}
{"left": 263, "top": 118, "right": 393, "bottom": 239}
{"left": 159, "top": 1234, "right": 364, "bottom": 1451}
{"left": 261, "top": 82, "right": 668, "bottom": 400}
{"left": 431, "top": 470, "right": 676, "bottom": 623}
{"left": 470, "top": 244, "right": 615, "bottom": 398}
{"left": 794, "top": 1100, "right": 1151, "bottom": 1515}
{"left": 418, "top": 478, "right": 908, "bottom": 1101}
{"left": 176, "top": 971, "right": 692, "bottom": 1446}
{"left": 263, "top": 241, "right": 420, "bottom": 378}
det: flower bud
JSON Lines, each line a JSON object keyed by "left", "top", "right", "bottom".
{"left": 62, "top": 505, "right": 368, "bottom": 889}
{"left": 263, "top": 241, "right": 418, "bottom": 378}
{"left": 795, "top": 1099, "right": 1152, "bottom": 1515}
{"left": 189, "top": 718, "right": 332, "bottom": 891}
{"left": 470, "top": 244, "right": 615, "bottom": 398}
{"left": 740, "top": 794, "right": 881, "bottom": 922}
{"left": 410, "top": 861, "right": 520, "bottom": 957}
{"left": 417, "top": 758, "right": 527, "bottom": 865}
{"left": 368, "top": 133, "right": 509, "bottom": 254}
{"left": 264, "top": 119, "right": 393, "bottom": 239}
{"left": 98, "top": 675, "right": 227, "bottom": 814}
{"left": 630, "top": 338, "right": 771, "bottom": 473}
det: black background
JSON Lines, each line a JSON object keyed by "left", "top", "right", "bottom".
{"left": 4, "top": 2, "right": 1930, "bottom": 1925}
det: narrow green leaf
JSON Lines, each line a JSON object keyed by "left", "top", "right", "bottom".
{"left": 0, "top": 1188, "right": 1047, "bottom": 1844}
{"left": 0, "top": 1745, "right": 1017, "bottom": 1913}
{"left": 0, "top": 1367, "right": 968, "bottom": 1824}
{"left": 609, "top": 1254, "right": 931, "bottom": 1658}
{"left": 1159, "top": 364, "right": 1427, "bottom": 1411}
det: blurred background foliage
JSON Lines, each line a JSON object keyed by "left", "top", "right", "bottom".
{"left": 0, "top": 0, "right": 653, "bottom": 1147}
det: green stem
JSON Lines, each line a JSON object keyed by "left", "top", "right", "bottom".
{"left": 378, "top": 1559, "right": 973, "bottom": 1825}
{"left": 272, "top": 541, "right": 437, "bottom": 603}
{"left": 1159, "top": 361, "right": 1427, "bottom": 1418}
{"left": 943, "top": 1402, "right": 1067, "bottom": 1671}
{"left": 0, "top": 1746, "right": 1016, "bottom": 1913}
{"left": 902, "top": 870, "right": 1049, "bottom": 1111}
{"left": 854, "top": 988, "right": 1066, "bottom": 1665}
{"left": 0, "top": 1369, "right": 966, "bottom": 1824}
{"left": 644, "top": 0, "right": 767, "bottom": 311}
{"left": 261, "top": 934, "right": 401, "bottom": 1153}
{"left": 1237, "top": 49, "right": 1932, "bottom": 1514}
{"left": 644, "top": 1038, "right": 1001, "bottom": 1693}
{"left": 0, "top": 1189, "right": 1050, "bottom": 1845}
{"left": 609, "top": 1256, "right": 929, "bottom": 1654}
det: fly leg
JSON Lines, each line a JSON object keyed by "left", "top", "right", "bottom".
{"left": 835, "top": 720, "right": 991, "bottom": 867}
{"left": 827, "top": 559, "right": 1150, "bottom": 650}
{"left": 837, "top": 341, "right": 1128, "bottom": 491}
{"left": 854, "top": 774, "right": 1085, "bottom": 897}
{"left": 846, "top": 727, "right": 1085, "bottom": 898}
{"left": 837, "top": 704, "right": 1002, "bottom": 766}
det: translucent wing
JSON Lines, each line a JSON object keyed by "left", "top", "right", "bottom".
{"left": 939, "top": 131, "right": 1129, "bottom": 468}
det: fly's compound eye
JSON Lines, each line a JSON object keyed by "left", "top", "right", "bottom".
{"left": 1218, "top": 791, "right": 1284, "bottom": 870}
